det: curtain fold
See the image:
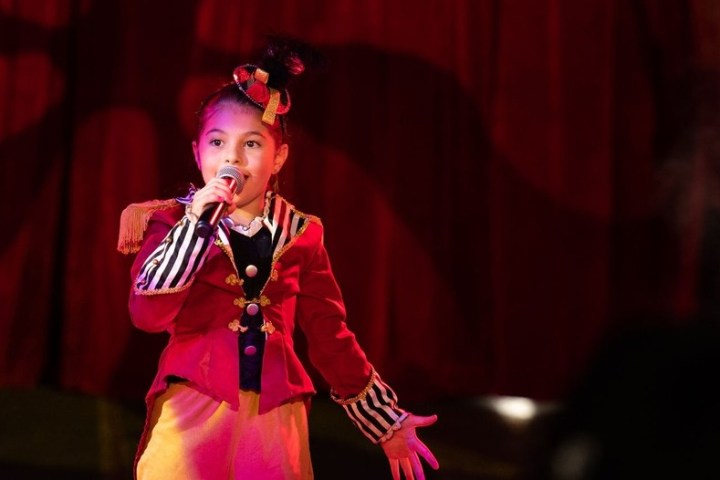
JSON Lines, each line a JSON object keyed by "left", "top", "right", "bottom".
{"left": 0, "top": 0, "right": 716, "bottom": 402}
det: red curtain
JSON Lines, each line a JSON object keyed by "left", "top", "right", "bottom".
{"left": 1, "top": 0, "right": 717, "bottom": 403}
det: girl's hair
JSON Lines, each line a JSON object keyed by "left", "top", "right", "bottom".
{"left": 196, "top": 36, "right": 321, "bottom": 146}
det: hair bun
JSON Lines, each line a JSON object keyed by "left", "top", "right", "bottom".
{"left": 285, "top": 54, "right": 305, "bottom": 75}
{"left": 261, "top": 36, "right": 323, "bottom": 88}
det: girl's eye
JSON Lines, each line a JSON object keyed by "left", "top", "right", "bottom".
{"left": 210, "top": 139, "right": 222, "bottom": 147}
{"left": 246, "top": 140, "right": 260, "bottom": 148}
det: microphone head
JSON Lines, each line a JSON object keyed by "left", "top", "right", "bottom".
{"left": 216, "top": 165, "right": 245, "bottom": 194}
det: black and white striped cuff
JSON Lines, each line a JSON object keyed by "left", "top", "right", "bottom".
{"left": 331, "top": 370, "right": 408, "bottom": 444}
{"left": 134, "top": 216, "right": 213, "bottom": 294}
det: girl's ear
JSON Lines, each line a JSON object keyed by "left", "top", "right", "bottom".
{"left": 192, "top": 141, "right": 201, "bottom": 169}
{"left": 272, "top": 143, "right": 289, "bottom": 174}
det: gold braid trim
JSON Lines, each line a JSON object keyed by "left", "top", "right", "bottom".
{"left": 117, "top": 199, "right": 179, "bottom": 254}
{"left": 233, "top": 295, "right": 271, "bottom": 309}
{"left": 133, "top": 281, "right": 192, "bottom": 296}
{"left": 330, "top": 368, "right": 377, "bottom": 406}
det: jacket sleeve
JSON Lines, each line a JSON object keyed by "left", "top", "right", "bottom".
{"left": 128, "top": 214, "right": 214, "bottom": 332}
{"left": 295, "top": 234, "right": 407, "bottom": 443}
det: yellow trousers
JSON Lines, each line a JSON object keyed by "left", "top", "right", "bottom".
{"left": 137, "top": 383, "right": 313, "bottom": 479}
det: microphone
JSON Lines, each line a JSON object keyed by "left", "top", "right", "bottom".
{"left": 195, "top": 165, "right": 245, "bottom": 238}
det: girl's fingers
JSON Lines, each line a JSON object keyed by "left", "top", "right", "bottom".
{"left": 400, "top": 457, "right": 414, "bottom": 480}
{"left": 415, "top": 439, "right": 439, "bottom": 470}
{"left": 194, "top": 183, "right": 234, "bottom": 210}
{"left": 408, "top": 414, "right": 438, "bottom": 428}
{"left": 410, "top": 452, "right": 425, "bottom": 480}
{"left": 388, "top": 458, "right": 401, "bottom": 480}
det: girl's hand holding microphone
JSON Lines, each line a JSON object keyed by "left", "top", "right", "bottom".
{"left": 189, "top": 176, "right": 237, "bottom": 219}
{"left": 187, "top": 165, "right": 244, "bottom": 237}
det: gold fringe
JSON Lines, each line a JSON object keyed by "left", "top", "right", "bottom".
{"left": 117, "top": 199, "right": 179, "bottom": 254}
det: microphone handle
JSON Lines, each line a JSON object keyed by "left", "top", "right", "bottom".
{"left": 195, "top": 202, "right": 227, "bottom": 238}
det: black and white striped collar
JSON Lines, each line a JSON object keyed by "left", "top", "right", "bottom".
{"left": 214, "top": 192, "right": 313, "bottom": 261}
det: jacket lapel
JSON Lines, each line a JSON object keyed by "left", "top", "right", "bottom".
{"left": 263, "top": 193, "right": 312, "bottom": 262}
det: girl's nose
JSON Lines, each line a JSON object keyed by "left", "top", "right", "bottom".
{"left": 225, "top": 145, "right": 246, "bottom": 165}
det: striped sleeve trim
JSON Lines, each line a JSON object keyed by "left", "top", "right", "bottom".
{"left": 134, "top": 216, "right": 214, "bottom": 294}
{"left": 331, "top": 371, "right": 408, "bottom": 444}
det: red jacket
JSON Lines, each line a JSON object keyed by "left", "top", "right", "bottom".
{"left": 120, "top": 193, "right": 405, "bottom": 446}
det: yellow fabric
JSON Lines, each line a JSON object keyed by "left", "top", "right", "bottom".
{"left": 137, "top": 383, "right": 313, "bottom": 479}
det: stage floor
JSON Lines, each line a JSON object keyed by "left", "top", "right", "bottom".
{"left": 0, "top": 388, "right": 558, "bottom": 479}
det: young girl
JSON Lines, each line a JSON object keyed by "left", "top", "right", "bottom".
{"left": 118, "top": 39, "right": 439, "bottom": 480}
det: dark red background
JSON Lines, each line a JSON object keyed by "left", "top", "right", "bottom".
{"left": 1, "top": 0, "right": 718, "bottom": 405}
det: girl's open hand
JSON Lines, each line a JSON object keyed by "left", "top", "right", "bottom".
{"left": 380, "top": 413, "right": 439, "bottom": 480}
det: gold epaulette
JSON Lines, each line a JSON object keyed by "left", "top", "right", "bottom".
{"left": 117, "top": 199, "right": 179, "bottom": 254}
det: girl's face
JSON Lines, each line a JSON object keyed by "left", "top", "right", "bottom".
{"left": 192, "top": 101, "right": 288, "bottom": 216}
